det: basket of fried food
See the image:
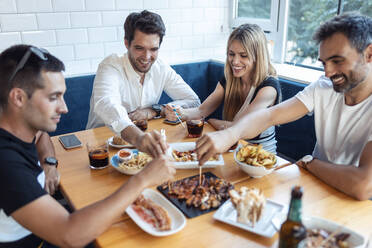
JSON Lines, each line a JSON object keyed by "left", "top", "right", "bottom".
{"left": 234, "top": 142, "right": 277, "bottom": 178}
{"left": 229, "top": 187, "right": 266, "bottom": 227}
{"left": 114, "top": 152, "right": 152, "bottom": 175}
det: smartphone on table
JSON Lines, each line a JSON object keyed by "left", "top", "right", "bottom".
{"left": 163, "top": 119, "right": 181, "bottom": 125}
{"left": 58, "top": 134, "right": 82, "bottom": 149}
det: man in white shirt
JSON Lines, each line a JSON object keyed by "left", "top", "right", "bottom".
{"left": 87, "top": 10, "right": 200, "bottom": 156}
{"left": 195, "top": 12, "right": 372, "bottom": 200}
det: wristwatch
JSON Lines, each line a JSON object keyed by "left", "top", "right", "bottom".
{"left": 298, "top": 155, "right": 313, "bottom": 170}
{"left": 44, "top": 157, "right": 58, "bottom": 167}
{"left": 151, "top": 104, "right": 163, "bottom": 118}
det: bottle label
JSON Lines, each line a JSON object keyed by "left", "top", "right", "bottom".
{"left": 288, "top": 199, "right": 302, "bottom": 222}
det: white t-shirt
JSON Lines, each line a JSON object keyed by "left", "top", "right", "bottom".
{"left": 86, "top": 53, "right": 200, "bottom": 133}
{"left": 296, "top": 76, "right": 372, "bottom": 166}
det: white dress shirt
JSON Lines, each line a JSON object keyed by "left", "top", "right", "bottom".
{"left": 86, "top": 53, "right": 200, "bottom": 133}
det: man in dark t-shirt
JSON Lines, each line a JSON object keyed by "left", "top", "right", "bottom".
{"left": 0, "top": 45, "right": 175, "bottom": 247}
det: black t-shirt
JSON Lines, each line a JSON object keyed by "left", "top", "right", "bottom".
{"left": 219, "top": 76, "right": 281, "bottom": 106}
{"left": 0, "top": 128, "right": 46, "bottom": 247}
{"left": 219, "top": 76, "right": 281, "bottom": 143}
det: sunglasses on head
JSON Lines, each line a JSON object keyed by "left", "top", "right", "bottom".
{"left": 8, "top": 46, "right": 49, "bottom": 83}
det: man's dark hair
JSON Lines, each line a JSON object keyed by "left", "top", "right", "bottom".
{"left": 0, "top": 44, "right": 65, "bottom": 111}
{"left": 313, "top": 12, "right": 372, "bottom": 54}
{"left": 124, "top": 10, "right": 166, "bottom": 45}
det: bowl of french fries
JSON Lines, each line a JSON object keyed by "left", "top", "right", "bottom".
{"left": 234, "top": 142, "right": 277, "bottom": 178}
{"left": 111, "top": 151, "right": 152, "bottom": 175}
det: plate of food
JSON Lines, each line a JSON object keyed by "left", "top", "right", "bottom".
{"left": 108, "top": 135, "right": 134, "bottom": 148}
{"left": 234, "top": 143, "right": 278, "bottom": 178}
{"left": 110, "top": 150, "right": 152, "bottom": 175}
{"left": 126, "top": 188, "right": 186, "bottom": 236}
{"left": 169, "top": 142, "right": 224, "bottom": 169}
{"left": 271, "top": 213, "right": 366, "bottom": 247}
{"left": 213, "top": 187, "right": 285, "bottom": 238}
{"left": 157, "top": 172, "right": 234, "bottom": 218}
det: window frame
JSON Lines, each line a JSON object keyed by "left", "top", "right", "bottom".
{"left": 231, "top": 0, "right": 280, "bottom": 33}
{"left": 231, "top": 0, "right": 290, "bottom": 64}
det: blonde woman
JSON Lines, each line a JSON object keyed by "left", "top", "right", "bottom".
{"left": 166, "top": 24, "right": 281, "bottom": 153}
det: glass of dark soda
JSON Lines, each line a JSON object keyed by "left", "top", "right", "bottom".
{"left": 133, "top": 119, "right": 148, "bottom": 132}
{"left": 186, "top": 119, "right": 204, "bottom": 138}
{"left": 87, "top": 142, "right": 109, "bottom": 169}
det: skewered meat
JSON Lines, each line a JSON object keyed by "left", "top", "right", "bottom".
{"left": 161, "top": 174, "right": 233, "bottom": 210}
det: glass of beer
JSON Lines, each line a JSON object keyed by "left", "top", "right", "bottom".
{"left": 186, "top": 119, "right": 204, "bottom": 138}
{"left": 133, "top": 119, "right": 148, "bottom": 131}
{"left": 87, "top": 142, "right": 109, "bottom": 169}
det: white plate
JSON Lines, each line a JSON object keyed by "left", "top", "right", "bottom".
{"left": 169, "top": 142, "right": 224, "bottom": 169}
{"left": 107, "top": 136, "right": 134, "bottom": 149}
{"left": 213, "top": 199, "right": 285, "bottom": 238}
{"left": 110, "top": 150, "right": 143, "bottom": 175}
{"left": 271, "top": 213, "right": 366, "bottom": 247}
{"left": 126, "top": 188, "right": 187, "bottom": 236}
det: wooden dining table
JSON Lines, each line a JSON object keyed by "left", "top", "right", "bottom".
{"left": 51, "top": 118, "right": 372, "bottom": 248}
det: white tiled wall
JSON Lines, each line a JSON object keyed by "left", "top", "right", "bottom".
{"left": 0, "top": 0, "right": 230, "bottom": 76}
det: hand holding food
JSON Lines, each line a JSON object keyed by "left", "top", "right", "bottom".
{"left": 164, "top": 104, "right": 184, "bottom": 122}
{"left": 196, "top": 129, "right": 237, "bottom": 165}
{"left": 137, "top": 155, "right": 176, "bottom": 187}
{"left": 135, "top": 130, "right": 168, "bottom": 158}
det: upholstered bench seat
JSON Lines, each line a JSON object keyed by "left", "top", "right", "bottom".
{"left": 50, "top": 60, "right": 315, "bottom": 161}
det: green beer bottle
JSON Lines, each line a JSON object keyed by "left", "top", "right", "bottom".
{"left": 279, "top": 186, "right": 307, "bottom": 248}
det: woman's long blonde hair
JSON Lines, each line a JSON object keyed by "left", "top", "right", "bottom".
{"left": 223, "top": 24, "right": 276, "bottom": 121}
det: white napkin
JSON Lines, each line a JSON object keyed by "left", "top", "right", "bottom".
{"left": 161, "top": 129, "right": 173, "bottom": 158}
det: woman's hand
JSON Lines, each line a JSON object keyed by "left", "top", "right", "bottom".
{"left": 164, "top": 104, "right": 184, "bottom": 122}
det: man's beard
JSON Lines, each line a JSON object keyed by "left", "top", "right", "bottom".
{"left": 331, "top": 59, "right": 368, "bottom": 93}
{"left": 128, "top": 53, "right": 153, "bottom": 74}
{"left": 331, "top": 73, "right": 360, "bottom": 93}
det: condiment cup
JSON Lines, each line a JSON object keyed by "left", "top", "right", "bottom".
{"left": 117, "top": 149, "right": 133, "bottom": 163}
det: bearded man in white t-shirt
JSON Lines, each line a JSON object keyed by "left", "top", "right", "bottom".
{"left": 195, "top": 12, "right": 372, "bottom": 200}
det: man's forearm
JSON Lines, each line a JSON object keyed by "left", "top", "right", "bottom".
{"left": 307, "top": 159, "right": 372, "bottom": 200}
{"left": 63, "top": 174, "right": 146, "bottom": 246}
{"left": 229, "top": 109, "right": 273, "bottom": 141}
{"left": 120, "top": 125, "right": 142, "bottom": 145}
{"left": 208, "top": 119, "right": 232, "bottom": 130}
{"left": 169, "top": 99, "right": 200, "bottom": 109}
{"left": 35, "top": 132, "right": 56, "bottom": 165}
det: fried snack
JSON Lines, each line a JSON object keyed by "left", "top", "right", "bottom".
{"left": 236, "top": 143, "right": 276, "bottom": 169}
{"left": 229, "top": 187, "right": 266, "bottom": 227}
{"left": 132, "top": 194, "right": 172, "bottom": 231}
{"left": 112, "top": 135, "right": 128, "bottom": 145}
{"left": 118, "top": 152, "right": 152, "bottom": 171}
